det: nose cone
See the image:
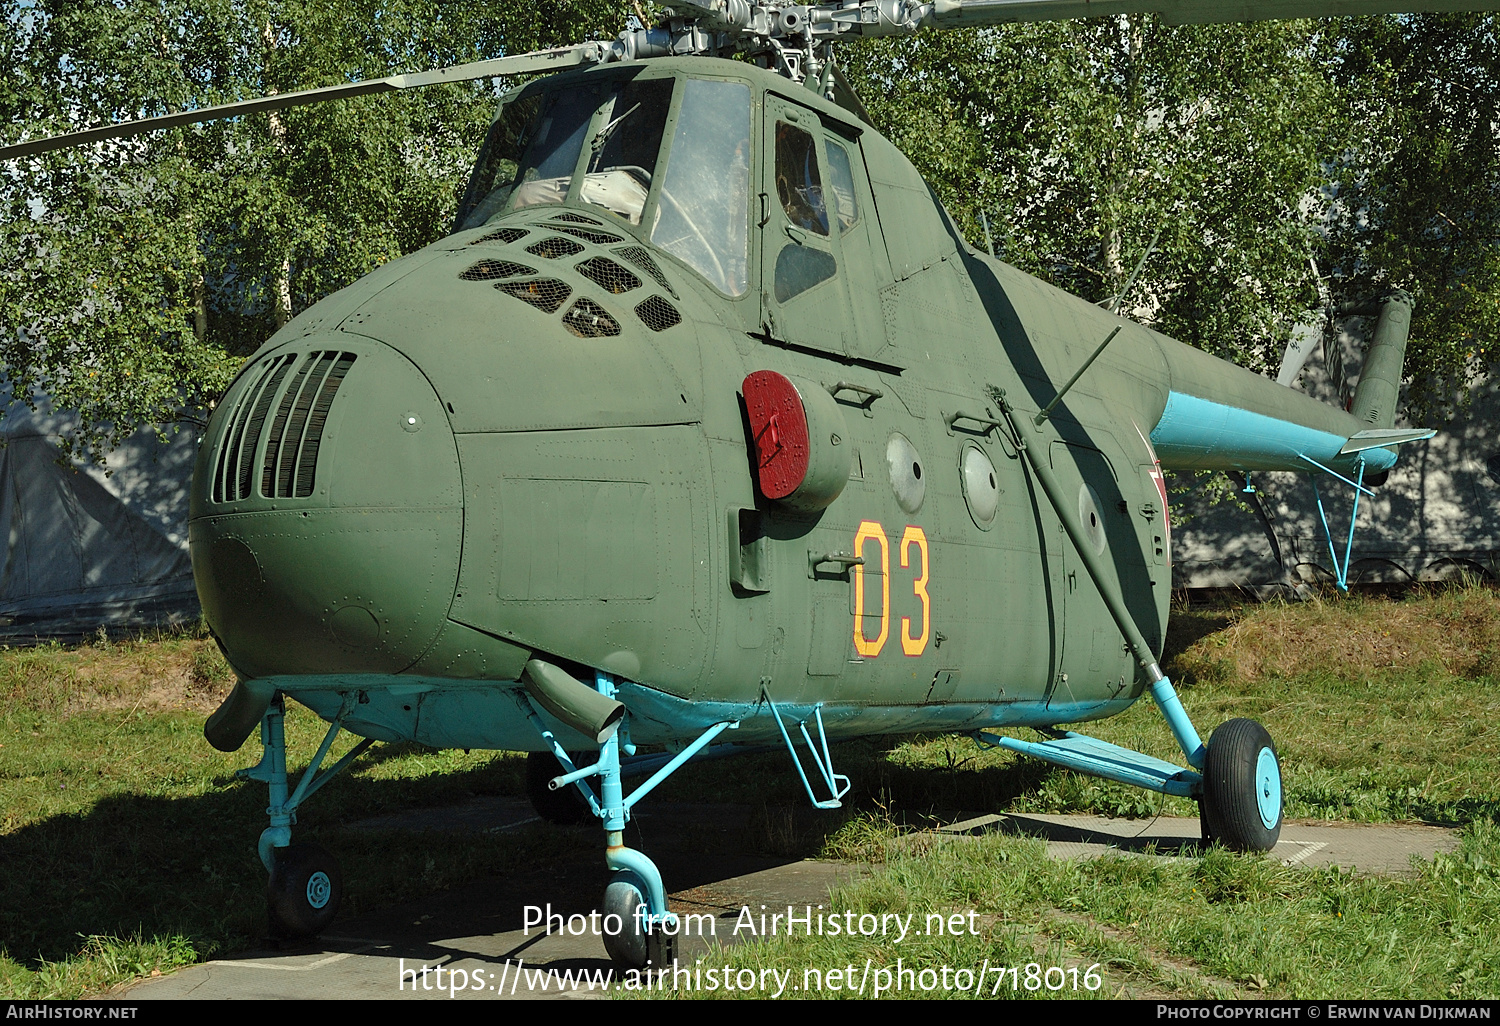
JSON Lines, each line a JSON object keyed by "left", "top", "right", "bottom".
{"left": 189, "top": 338, "right": 462, "bottom": 678}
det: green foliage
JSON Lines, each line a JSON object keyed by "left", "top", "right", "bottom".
{"left": 843, "top": 14, "right": 1500, "bottom": 410}
{"left": 1319, "top": 14, "right": 1500, "bottom": 419}
{"left": 844, "top": 18, "right": 1336, "bottom": 372}
{"left": 0, "top": 0, "right": 627, "bottom": 458}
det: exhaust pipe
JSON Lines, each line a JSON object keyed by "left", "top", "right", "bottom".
{"left": 522, "top": 658, "right": 625, "bottom": 743}
{"left": 204, "top": 678, "right": 277, "bottom": 752}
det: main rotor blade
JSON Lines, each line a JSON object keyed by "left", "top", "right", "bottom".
{"left": 920, "top": 0, "right": 1500, "bottom": 27}
{"left": 0, "top": 43, "right": 606, "bottom": 162}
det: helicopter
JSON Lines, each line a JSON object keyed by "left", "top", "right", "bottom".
{"left": 0, "top": 0, "right": 1470, "bottom": 973}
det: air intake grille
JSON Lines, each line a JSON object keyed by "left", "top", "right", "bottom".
{"left": 562, "top": 298, "right": 621, "bottom": 338}
{"left": 497, "top": 278, "right": 572, "bottom": 313}
{"left": 548, "top": 212, "right": 603, "bottom": 225}
{"left": 614, "top": 246, "right": 676, "bottom": 298}
{"left": 472, "top": 227, "right": 529, "bottom": 246}
{"left": 527, "top": 236, "right": 585, "bottom": 260}
{"left": 576, "top": 257, "right": 641, "bottom": 295}
{"left": 260, "top": 351, "right": 358, "bottom": 499}
{"left": 213, "top": 354, "right": 296, "bottom": 503}
{"left": 635, "top": 295, "right": 682, "bottom": 332}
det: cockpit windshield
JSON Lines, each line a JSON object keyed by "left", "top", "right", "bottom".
{"left": 455, "top": 73, "right": 751, "bottom": 297}
{"left": 456, "top": 74, "right": 671, "bottom": 229}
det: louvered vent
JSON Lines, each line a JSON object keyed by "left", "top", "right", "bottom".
{"left": 213, "top": 354, "right": 296, "bottom": 503}
{"left": 472, "top": 227, "right": 529, "bottom": 246}
{"left": 562, "top": 298, "right": 621, "bottom": 338}
{"left": 497, "top": 278, "right": 572, "bottom": 313}
{"left": 548, "top": 212, "right": 603, "bottom": 226}
{"left": 259, "top": 351, "right": 358, "bottom": 499}
{"left": 527, "top": 236, "right": 585, "bottom": 260}
{"left": 459, "top": 259, "right": 535, "bottom": 281}
{"left": 576, "top": 257, "right": 641, "bottom": 295}
{"left": 550, "top": 224, "right": 624, "bottom": 246}
{"left": 614, "top": 246, "right": 676, "bottom": 298}
{"left": 635, "top": 295, "right": 682, "bottom": 332}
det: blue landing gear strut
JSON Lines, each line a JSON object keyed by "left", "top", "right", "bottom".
{"left": 990, "top": 386, "right": 1284, "bottom": 853}
{"left": 518, "top": 672, "right": 737, "bottom": 971}
{"left": 238, "top": 693, "right": 375, "bottom": 938}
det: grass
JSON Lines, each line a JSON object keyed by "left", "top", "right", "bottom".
{"left": 3, "top": 586, "right": 1499, "bottom": 997}
{"left": 665, "top": 819, "right": 1500, "bottom": 999}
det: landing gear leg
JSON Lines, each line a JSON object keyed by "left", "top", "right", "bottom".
{"left": 517, "top": 671, "right": 737, "bottom": 971}
{"left": 593, "top": 673, "right": 677, "bottom": 972}
{"left": 238, "top": 693, "right": 372, "bottom": 939}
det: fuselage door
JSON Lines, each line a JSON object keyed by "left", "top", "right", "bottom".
{"left": 759, "top": 95, "right": 855, "bottom": 358}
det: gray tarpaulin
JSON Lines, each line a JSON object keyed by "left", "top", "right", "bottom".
{"left": 0, "top": 396, "right": 200, "bottom": 640}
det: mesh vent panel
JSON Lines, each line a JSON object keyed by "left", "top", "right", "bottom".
{"left": 614, "top": 246, "right": 676, "bottom": 298}
{"left": 473, "top": 227, "right": 528, "bottom": 246}
{"left": 497, "top": 278, "right": 572, "bottom": 313}
{"left": 576, "top": 257, "right": 641, "bottom": 295}
{"left": 550, "top": 224, "right": 624, "bottom": 245}
{"left": 526, "top": 236, "right": 585, "bottom": 259}
{"left": 459, "top": 259, "right": 535, "bottom": 281}
{"left": 562, "top": 298, "right": 622, "bottom": 338}
{"left": 635, "top": 295, "right": 683, "bottom": 332}
{"left": 548, "top": 212, "right": 603, "bottom": 225}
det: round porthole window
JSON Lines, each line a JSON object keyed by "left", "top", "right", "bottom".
{"left": 961, "top": 444, "right": 1000, "bottom": 529}
{"left": 887, "top": 432, "right": 925, "bottom": 513}
{"left": 1078, "top": 482, "right": 1107, "bottom": 554}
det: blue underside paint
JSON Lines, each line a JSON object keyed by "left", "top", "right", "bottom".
{"left": 267, "top": 673, "right": 1139, "bottom": 751}
{"left": 1151, "top": 392, "right": 1396, "bottom": 475}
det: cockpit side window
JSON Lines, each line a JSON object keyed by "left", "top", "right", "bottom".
{"left": 774, "top": 122, "right": 829, "bottom": 236}
{"left": 824, "top": 136, "right": 860, "bottom": 234}
{"left": 650, "top": 79, "right": 751, "bottom": 297}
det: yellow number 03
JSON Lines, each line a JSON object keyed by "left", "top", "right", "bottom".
{"left": 852, "top": 521, "right": 930, "bottom": 658}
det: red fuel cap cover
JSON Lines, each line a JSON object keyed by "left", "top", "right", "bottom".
{"left": 742, "top": 370, "right": 810, "bottom": 500}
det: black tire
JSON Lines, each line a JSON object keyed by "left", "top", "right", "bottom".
{"left": 267, "top": 843, "right": 342, "bottom": 938}
{"left": 602, "top": 876, "right": 648, "bottom": 969}
{"left": 526, "top": 751, "right": 595, "bottom": 826}
{"left": 601, "top": 874, "right": 678, "bottom": 971}
{"left": 1201, "top": 718, "right": 1282, "bottom": 853}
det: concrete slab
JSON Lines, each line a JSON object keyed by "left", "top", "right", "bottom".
{"left": 935, "top": 813, "right": 1461, "bottom": 875}
{"left": 125, "top": 801, "right": 863, "bottom": 1000}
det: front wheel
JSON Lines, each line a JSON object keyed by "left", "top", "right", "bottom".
{"left": 1201, "top": 718, "right": 1282, "bottom": 852}
{"left": 601, "top": 874, "right": 677, "bottom": 971}
{"left": 267, "top": 843, "right": 343, "bottom": 938}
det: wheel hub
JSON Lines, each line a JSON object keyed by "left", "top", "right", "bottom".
{"left": 306, "top": 871, "right": 332, "bottom": 910}
{"left": 1255, "top": 746, "right": 1281, "bottom": 831}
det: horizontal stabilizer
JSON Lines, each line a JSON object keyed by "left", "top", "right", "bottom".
{"left": 1338, "top": 427, "right": 1436, "bottom": 455}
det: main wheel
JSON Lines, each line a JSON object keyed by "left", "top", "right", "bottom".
{"left": 267, "top": 843, "right": 342, "bottom": 938}
{"left": 601, "top": 874, "right": 678, "bottom": 971}
{"left": 525, "top": 751, "right": 595, "bottom": 825}
{"left": 1201, "top": 718, "right": 1282, "bottom": 852}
